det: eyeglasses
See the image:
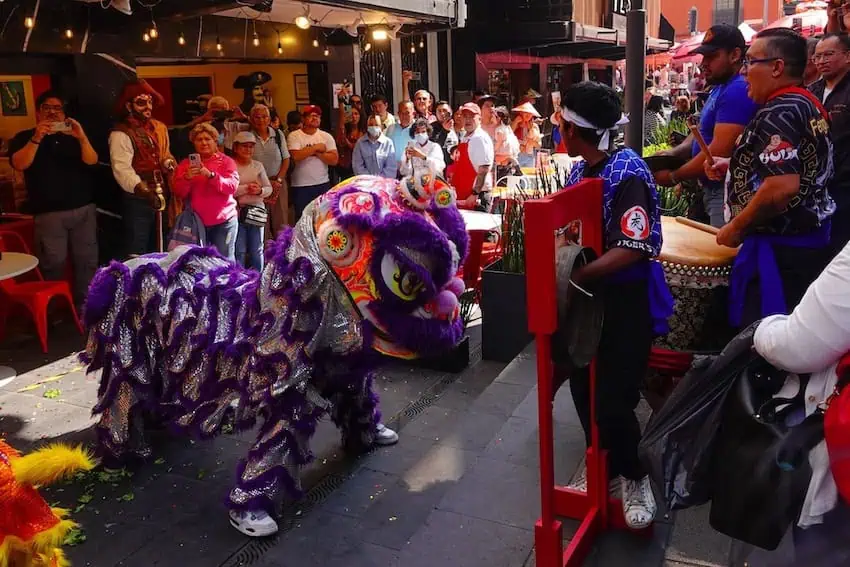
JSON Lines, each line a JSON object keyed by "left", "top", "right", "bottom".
{"left": 742, "top": 56, "right": 780, "bottom": 69}
{"left": 40, "top": 104, "right": 64, "bottom": 113}
{"left": 813, "top": 50, "right": 849, "bottom": 62}
{"left": 132, "top": 97, "right": 153, "bottom": 107}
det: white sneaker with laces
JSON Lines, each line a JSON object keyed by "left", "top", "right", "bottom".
{"left": 567, "top": 466, "right": 621, "bottom": 497}
{"left": 373, "top": 423, "right": 399, "bottom": 446}
{"left": 621, "top": 475, "right": 657, "bottom": 529}
{"left": 229, "top": 509, "right": 279, "bottom": 537}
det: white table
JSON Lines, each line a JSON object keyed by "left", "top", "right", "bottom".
{"left": 0, "top": 252, "right": 38, "bottom": 384}
{"left": 460, "top": 210, "right": 502, "bottom": 233}
{"left": 0, "top": 252, "right": 38, "bottom": 281}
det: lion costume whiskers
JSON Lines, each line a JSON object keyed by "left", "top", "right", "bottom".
{"left": 80, "top": 174, "right": 467, "bottom": 536}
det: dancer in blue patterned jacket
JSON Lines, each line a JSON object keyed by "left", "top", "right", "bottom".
{"left": 558, "top": 81, "right": 673, "bottom": 529}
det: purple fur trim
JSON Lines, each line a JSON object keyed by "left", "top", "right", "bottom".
{"left": 366, "top": 302, "right": 464, "bottom": 357}
{"left": 373, "top": 212, "right": 454, "bottom": 289}
{"left": 428, "top": 205, "right": 470, "bottom": 264}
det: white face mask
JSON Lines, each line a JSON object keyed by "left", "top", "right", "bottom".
{"left": 415, "top": 132, "right": 429, "bottom": 145}
{"left": 368, "top": 126, "right": 382, "bottom": 138}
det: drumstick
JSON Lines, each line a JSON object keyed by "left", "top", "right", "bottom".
{"left": 675, "top": 216, "right": 719, "bottom": 236}
{"left": 689, "top": 125, "right": 715, "bottom": 166}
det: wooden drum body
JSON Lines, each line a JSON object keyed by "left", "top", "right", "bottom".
{"left": 655, "top": 217, "right": 739, "bottom": 352}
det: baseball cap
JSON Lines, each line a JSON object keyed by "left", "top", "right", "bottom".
{"left": 301, "top": 104, "right": 322, "bottom": 116}
{"left": 233, "top": 131, "right": 257, "bottom": 144}
{"left": 691, "top": 24, "right": 747, "bottom": 56}
{"left": 460, "top": 102, "right": 481, "bottom": 115}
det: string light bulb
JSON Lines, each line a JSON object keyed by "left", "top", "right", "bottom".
{"left": 216, "top": 36, "right": 222, "bottom": 51}
{"left": 364, "top": 42, "right": 372, "bottom": 52}
{"left": 24, "top": 16, "right": 34, "bottom": 29}
{"left": 253, "top": 32, "right": 260, "bottom": 47}
{"left": 277, "top": 41, "right": 283, "bottom": 54}
{"left": 410, "top": 45, "right": 416, "bottom": 53}
{"left": 143, "top": 31, "right": 151, "bottom": 42}
{"left": 323, "top": 47, "right": 330, "bottom": 56}
{"left": 178, "top": 32, "right": 186, "bottom": 46}
{"left": 65, "top": 28, "right": 73, "bottom": 39}
{"left": 149, "top": 25, "right": 158, "bottom": 39}
{"left": 419, "top": 38, "right": 425, "bottom": 48}
{"left": 312, "top": 38, "right": 319, "bottom": 47}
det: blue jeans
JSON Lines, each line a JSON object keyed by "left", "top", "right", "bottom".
{"left": 236, "top": 221, "right": 264, "bottom": 271}
{"left": 205, "top": 216, "right": 238, "bottom": 261}
{"left": 292, "top": 182, "right": 331, "bottom": 223}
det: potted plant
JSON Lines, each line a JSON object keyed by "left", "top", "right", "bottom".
{"left": 481, "top": 156, "right": 567, "bottom": 362}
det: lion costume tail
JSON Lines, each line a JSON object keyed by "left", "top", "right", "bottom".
{"left": 0, "top": 441, "right": 96, "bottom": 567}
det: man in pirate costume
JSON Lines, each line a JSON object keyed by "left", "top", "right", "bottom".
{"left": 235, "top": 71, "right": 273, "bottom": 116}
{"left": 109, "top": 79, "right": 177, "bottom": 256}
{"left": 558, "top": 81, "right": 674, "bottom": 530}
{"left": 705, "top": 28, "right": 835, "bottom": 328}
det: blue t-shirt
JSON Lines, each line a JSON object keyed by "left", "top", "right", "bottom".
{"left": 692, "top": 74, "right": 758, "bottom": 189}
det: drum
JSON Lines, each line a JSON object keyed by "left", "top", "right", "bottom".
{"left": 655, "top": 216, "right": 739, "bottom": 352}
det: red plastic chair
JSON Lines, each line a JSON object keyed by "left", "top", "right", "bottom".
{"left": 0, "top": 231, "right": 83, "bottom": 353}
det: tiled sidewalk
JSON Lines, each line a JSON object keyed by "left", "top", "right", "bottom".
{"left": 0, "top": 323, "right": 736, "bottom": 567}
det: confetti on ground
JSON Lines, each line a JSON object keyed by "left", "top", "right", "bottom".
{"left": 117, "top": 492, "right": 135, "bottom": 502}
{"left": 63, "top": 528, "right": 87, "bottom": 546}
{"left": 197, "top": 469, "right": 207, "bottom": 480}
{"left": 78, "top": 494, "right": 93, "bottom": 504}
{"left": 154, "top": 457, "right": 166, "bottom": 465}
{"left": 16, "top": 384, "right": 42, "bottom": 393}
{"left": 43, "top": 389, "right": 61, "bottom": 399}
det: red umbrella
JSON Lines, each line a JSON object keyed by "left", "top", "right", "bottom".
{"left": 670, "top": 33, "right": 705, "bottom": 60}
{"left": 762, "top": 9, "right": 828, "bottom": 37}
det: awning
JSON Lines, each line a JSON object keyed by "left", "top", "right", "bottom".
{"left": 470, "top": 21, "right": 672, "bottom": 60}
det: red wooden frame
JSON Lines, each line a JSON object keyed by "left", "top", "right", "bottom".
{"left": 524, "top": 178, "right": 651, "bottom": 567}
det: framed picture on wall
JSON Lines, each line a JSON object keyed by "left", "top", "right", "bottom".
{"left": 294, "top": 74, "right": 310, "bottom": 101}
{"left": 0, "top": 81, "right": 27, "bottom": 116}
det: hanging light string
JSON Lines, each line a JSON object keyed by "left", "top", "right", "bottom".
{"left": 22, "top": 0, "right": 39, "bottom": 52}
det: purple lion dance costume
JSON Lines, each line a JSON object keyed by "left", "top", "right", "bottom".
{"left": 80, "top": 175, "right": 468, "bottom": 536}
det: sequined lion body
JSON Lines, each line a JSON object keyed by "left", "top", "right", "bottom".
{"left": 0, "top": 441, "right": 95, "bottom": 567}
{"left": 81, "top": 175, "right": 467, "bottom": 515}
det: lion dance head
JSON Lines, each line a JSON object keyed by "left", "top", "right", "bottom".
{"left": 0, "top": 441, "right": 95, "bottom": 567}
{"left": 311, "top": 174, "right": 468, "bottom": 359}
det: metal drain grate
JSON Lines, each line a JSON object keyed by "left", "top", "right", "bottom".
{"left": 219, "top": 343, "right": 483, "bottom": 567}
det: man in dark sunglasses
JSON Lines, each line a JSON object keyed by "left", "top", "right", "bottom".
{"left": 705, "top": 28, "right": 835, "bottom": 329}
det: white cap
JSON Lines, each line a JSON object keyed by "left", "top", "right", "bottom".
{"left": 233, "top": 131, "right": 257, "bottom": 144}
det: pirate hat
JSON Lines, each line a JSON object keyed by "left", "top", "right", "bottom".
{"left": 233, "top": 71, "right": 272, "bottom": 90}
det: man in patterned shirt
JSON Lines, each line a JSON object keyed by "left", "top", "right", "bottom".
{"left": 558, "top": 81, "right": 674, "bottom": 531}
{"left": 706, "top": 28, "right": 835, "bottom": 328}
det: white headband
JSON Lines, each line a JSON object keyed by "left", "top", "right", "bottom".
{"left": 560, "top": 107, "right": 630, "bottom": 150}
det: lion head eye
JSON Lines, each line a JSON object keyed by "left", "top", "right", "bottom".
{"left": 380, "top": 254, "right": 424, "bottom": 301}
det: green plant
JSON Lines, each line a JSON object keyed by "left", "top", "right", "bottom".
{"left": 500, "top": 155, "right": 569, "bottom": 275}
{"left": 643, "top": 137, "right": 693, "bottom": 217}
{"left": 458, "top": 289, "right": 478, "bottom": 330}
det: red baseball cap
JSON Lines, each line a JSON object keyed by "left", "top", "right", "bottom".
{"left": 301, "top": 105, "right": 322, "bottom": 116}
{"left": 460, "top": 102, "right": 481, "bottom": 115}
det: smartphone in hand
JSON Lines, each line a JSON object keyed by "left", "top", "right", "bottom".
{"left": 189, "top": 153, "right": 202, "bottom": 169}
{"left": 50, "top": 120, "right": 72, "bottom": 133}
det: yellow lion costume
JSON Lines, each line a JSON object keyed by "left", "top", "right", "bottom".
{"left": 0, "top": 441, "right": 95, "bottom": 567}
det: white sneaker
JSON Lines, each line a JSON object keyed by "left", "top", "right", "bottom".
{"left": 373, "top": 423, "right": 399, "bottom": 446}
{"left": 567, "top": 466, "right": 621, "bottom": 497}
{"left": 229, "top": 509, "right": 279, "bottom": 537}
{"left": 620, "top": 476, "right": 657, "bottom": 529}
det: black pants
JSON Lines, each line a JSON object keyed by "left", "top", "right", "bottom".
{"left": 568, "top": 280, "right": 652, "bottom": 481}
{"left": 291, "top": 182, "right": 331, "bottom": 224}
{"left": 739, "top": 243, "right": 831, "bottom": 328}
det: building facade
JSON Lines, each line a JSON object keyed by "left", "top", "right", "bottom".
{"left": 663, "top": 0, "right": 784, "bottom": 39}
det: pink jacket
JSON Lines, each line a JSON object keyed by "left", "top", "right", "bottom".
{"left": 173, "top": 153, "right": 239, "bottom": 227}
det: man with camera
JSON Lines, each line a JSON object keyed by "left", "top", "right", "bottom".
{"left": 9, "top": 90, "right": 99, "bottom": 307}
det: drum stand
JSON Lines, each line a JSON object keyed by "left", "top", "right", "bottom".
{"left": 525, "top": 179, "right": 652, "bottom": 567}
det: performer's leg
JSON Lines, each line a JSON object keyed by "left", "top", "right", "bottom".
{"left": 329, "top": 370, "right": 398, "bottom": 455}
{"left": 123, "top": 194, "right": 155, "bottom": 257}
{"left": 227, "top": 391, "right": 321, "bottom": 537}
